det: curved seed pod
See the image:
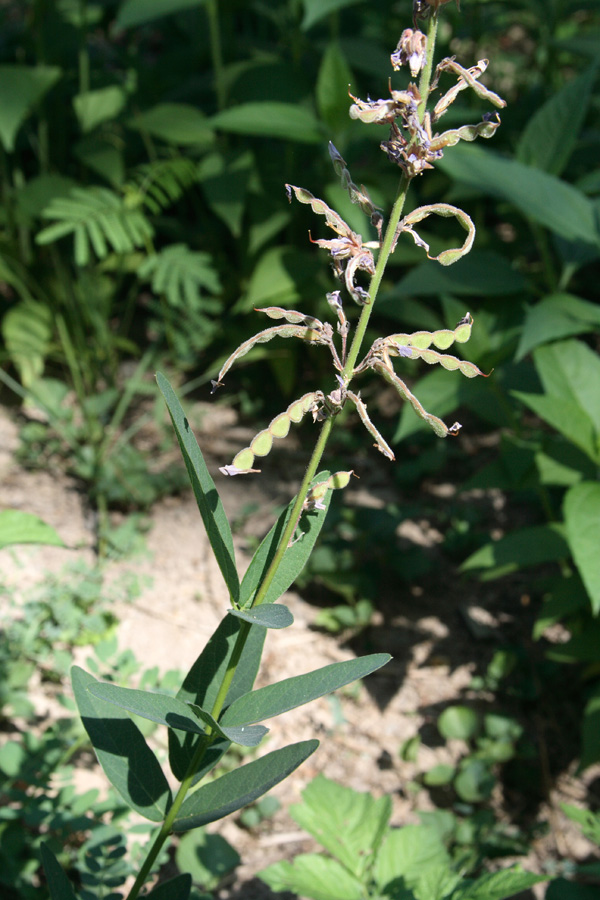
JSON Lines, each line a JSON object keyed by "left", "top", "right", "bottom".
{"left": 386, "top": 313, "right": 473, "bottom": 352}
{"left": 220, "top": 393, "right": 319, "bottom": 475}
{"left": 304, "top": 470, "right": 355, "bottom": 510}
{"left": 212, "top": 324, "right": 328, "bottom": 390}
{"left": 372, "top": 359, "right": 461, "bottom": 439}
{"left": 429, "top": 115, "right": 502, "bottom": 152}
{"left": 347, "top": 390, "right": 395, "bottom": 460}
{"left": 433, "top": 59, "right": 506, "bottom": 121}
{"left": 285, "top": 184, "right": 354, "bottom": 238}
{"left": 398, "top": 346, "right": 489, "bottom": 378}
{"left": 256, "top": 306, "right": 324, "bottom": 330}
{"left": 401, "top": 204, "right": 474, "bottom": 266}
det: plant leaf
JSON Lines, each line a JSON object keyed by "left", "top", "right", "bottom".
{"left": 156, "top": 372, "right": 239, "bottom": 604}
{"left": 516, "top": 293, "right": 600, "bottom": 361}
{"left": 2, "top": 300, "right": 52, "bottom": 388}
{"left": 460, "top": 524, "right": 569, "bottom": 580}
{"left": 0, "top": 65, "right": 61, "bottom": 152}
{"left": 72, "top": 667, "right": 172, "bottom": 821}
{"left": 0, "top": 510, "right": 64, "bottom": 550}
{"left": 374, "top": 824, "right": 450, "bottom": 892}
{"left": 563, "top": 482, "right": 600, "bottom": 615}
{"left": 452, "top": 867, "right": 547, "bottom": 900}
{"left": 228, "top": 605, "right": 294, "bottom": 629}
{"left": 73, "top": 85, "right": 126, "bottom": 133}
{"left": 301, "top": 0, "right": 365, "bottom": 31}
{"left": 580, "top": 683, "right": 600, "bottom": 770}
{"left": 239, "top": 472, "right": 333, "bottom": 607}
{"left": 40, "top": 843, "right": 78, "bottom": 900}
{"left": 210, "top": 103, "right": 322, "bottom": 143}
{"left": 146, "top": 874, "right": 192, "bottom": 900}
{"left": 116, "top": 0, "right": 205, "bottom": 29}
{"left": 173, "top": 740, "right": 319, "bottom": 832}
{"left": 128, "top": 103, "right": 214, "bottom": 147}
{"left": 221, "top": 653, "right": 390, "bottom": 726}
{"left": 260, "top": 854, "right": 365, "bottom": 900}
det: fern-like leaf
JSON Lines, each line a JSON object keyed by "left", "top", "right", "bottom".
{"left": 138, "top": 243, "right": 221, "bottom": 308}
{"left": 126, "top": 157, "right": 198, "bottom": 214}
{"left": 36, "top": 186, "right": 154, "bottom": 265}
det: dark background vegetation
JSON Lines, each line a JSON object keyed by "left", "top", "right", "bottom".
{"left": 1, "top": 0, "right": 599, "bottom": 897}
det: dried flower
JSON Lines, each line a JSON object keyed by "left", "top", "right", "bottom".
{"left": 391, "top": 29, "right": 428, "bottom": 77}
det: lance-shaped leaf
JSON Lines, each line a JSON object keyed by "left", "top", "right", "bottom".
{"left": 239, "top": 471, "right": 333, "bottom": 608}
{"left": 212, "top": 325, "right": 328, "bottom": 391}
{"left": 88, "top": 682, "right": 268, "bottom": 747}
{"left": 256, "top": 306, "right": 324, "bottom": 329}
{"left": 372, "top": 359, "right": 461, "bottom": 438}
{"left": 429, "top": 115, "right": 502, "bottom": 152}
{"left": 221, "top": 654, "right": 390, "bottom": 727}
{"left": 40, "top": 843, "right": 78, "bottom": 900}
{"left": 229, "top": 604, "right": 294, "bottom": 629}
{"left": 386, "top": 313, "right": 473, "bottom": 352}
{"left": 158, "top": 372, "right": 239, "bottom": 603}
{"left": 285, "top": 183, "right": 354, "bottom": 237}
{"left": 400, "top": 204, "right": 475, "bottom": 266}
{"left": 348, "top": 391, "right": 395, "bottom": 461}
{"left": 221, "top": 392, "right": 319, "bottom": 474}
{"left": 173, "top": 740, "right": 319, "bottom": 832}
{"left": 433, "top": 58, "right": 506, "bottom": 121}
{"left": 72, "top": 667, "right": 172, "bottom": 821}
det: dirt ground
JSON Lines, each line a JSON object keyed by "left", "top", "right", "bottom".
{"left": 0, "top": 401, "right": 598, "bottom": 899}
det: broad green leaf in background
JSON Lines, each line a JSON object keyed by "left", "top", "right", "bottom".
{"left": 516, "top": 65, "right": 597, "bottom": 176}
{"left": 452, "top": 867, "right": 547, "bottom": 900}
{"left": 380, "top": 250, "right": 526, "bottom": 300}
{"left": 580, "top": 683, "right": 600, "bottom": 770}
{"left": 16, "top": 174, "right": 77, "bottom": 219}
{"left": 116, "top": 0, "right": 205, "bottom": 28}
{"left": 74, "top": 134, "right": 125, "bottom": 186}
{"left": 73, "top": 86, "right": 127, "bottom": 133}
{"left": 2, "top": 301, "right": 52, "bottom": 388}
{"left": 88, "top": 682, "right": 268, "bottom": 747}
{"left": 197, "top": 151, "right": 253, "bottom": 238}
{"left": 533, "top": 340, "right": 600, "bottom": 439}
{"left": 513, "top": 391, "right": 598, "bottom": 464}
{"left": 156, "top": 372, "right": 239, "bottom": 604}
{"left": 0, "top": 65, "right": 61, "bottom": 152}
{"left": 516, "top": 294, "right": 600, "bottom": 361}
{"left": 176, "top": 831, "right": 239, "bottom": 893}
{"left": 460, "top": 524, "right": 569, "bottom": 580}
{"left": 128, "top": 103, "right": 214, "bottom": 147}
{"left": 437, "top": 706, "right": 479, "bottom": 741}
{"left": 72, "top": 667, "right": 172, "bottom": 821}
{"left": 173, "top": 740, "right": 319, "bottom": 831}
{"left": 221, "top": 653, "right": 390, "bottom": 727}
{"left": 210, "top": 103, "right": 323, "bottom": 143}
{"left": 40, "top": 843, "right": 78, "bottom": 900}
{"left": 239, "top": 472, "right": 333, "bottom": 608}
{"left": 316, "top": 42, "right": 354, "bottom": 133}
{"left": 260, "top": 854, "right": 365, "bottom": 900}
{"left": 236, "top": 246, "right": 320, "bottom": 312}
{"left": 288, "top": 776, "right": 391, "bottom": 879}
{"left": 0, "top": 510, "right": 64, "bottom": 550}
{"left": 438, "top": 145, "right": 600, "bottom": 248}
{"left": 563, "top": 482, "right": 600, "bottom": 614}
{"left": 146, "top": 874, "right": 192, "bottom": 900}
{"left": 301, "top": 0, "right": 365, "bottom": 31}
{"left": 374, "top": 825, "right": 450, "bottom": 892}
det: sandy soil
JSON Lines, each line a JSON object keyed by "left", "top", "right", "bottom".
{"left": 0, "top": 402, "right": 597, "bottom": 899}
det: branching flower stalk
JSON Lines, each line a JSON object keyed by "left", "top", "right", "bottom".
{"left": 65, "top": 6, "right": 506, "bottom": 899}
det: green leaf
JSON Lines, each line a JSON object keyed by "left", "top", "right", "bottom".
{"left": 301, "top": 0, "right": 365, "bottom": 30}
{"left": 156, "top": 372, "right": 239, "bottom": 604}
{"left": 16, "top": 174, "right": 77, "bottom": 219}
{"left": 452, "top": 867, "right": 547, "bottom": 900}
{"left": 2, "top": 300, "right": 52, "bottom": 388}
{"left": 116, "top": 0, "right": 205, "bottom": 28}
{"left": 564, "top": 482, "right": 600, "bottom": 614}
{"left": 516, "top": 294, "right": 600, "bottom": 361}
{"left": 438, "top": 706, "right": 480, "bottom": 741}
{"left": 287, "top": 775, "right": 391, "bottom": 878}
{"left": 221, "top": 653, "right": 390, "bottom": 727}
{"left": 534, "top": 340, "right": 600, "bottom": 439}
{"left": 88, "top": 682, "right": 267, "bottom": 747}
{"left": 0, "top": 65, "right": 61, "bottom": 152}
{"left": 40, "top": 843, "right": 78, "bottom": 900}
{"left": 197, "top": 151, "right": 253, "bottom": 238}
{"left": 454, "top": 759, "right": 494, "bottom": 803}
{"left": 260, "top": 854, "right": 365, "bottom": 900}
{"left": 581, "top": 684, "right": 600, "bottom": 770}
{"left": 516, "top": 65, "right": 597, "bottom": 176}
{"left": 228, "top": 605, "right": 294, "bottom": 629}
{"left": 423, "top": 764, "right": 455, "bottom": 786}
{"left": 374, "top": 825, "right": 450, "bottom": 892}
{"left": 546, "top": 620, "right": 600, "bottom": 664}
{"left": 0, "top": 510, "right": 64, "bottom": 550}
{"left": 239, "top": 473, "right": 333, "bottom": 607}
{"left": 210, "top": 103, "right": 323, "bottom": 143}
{"left": 173, "top": 740, "right": 318, "bottom": 832}
{"left": 382, "top": 250, "right": 526, "bottom": 300}
{"left": 316, "top": 42, "right": 354, "bottom": 133}
{"left": 460, "top": 524, "right": 569, "bottom": 579}
{"left": 72, "top": 666, "right": 172, "bottom": 821}
{"left": 438, "top": 144, "right": 600, "bottom": 248}
{"left": 176, "top": 831, "right": 240, "bottom": 892}
{"left": 146, "top": 874, "right": 192, "bottom": 900}
{"left": 169, "top": 616, "right": 264, "bottom": 779}
{"left": 139, "top": 245, "right": 221, "bottom": 306}
{"left": 128, "top": 103, "right": 214, "bottom": 147}
{"left": 73, "top": 85, "right": 126, "bottom": 133}
{"left": 513, "top": 392, "right": 598, "bottom": 464}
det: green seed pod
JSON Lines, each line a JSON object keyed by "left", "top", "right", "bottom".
{"left": 387, "top": 313, "right": 473, "bottom": 353}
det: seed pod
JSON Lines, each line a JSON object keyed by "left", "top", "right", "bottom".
{"left": 221, "top": 393, "right": 319, "bottom": 475}
{"left": 397, "top": 346, "right": 488, "bottom": 378}
{"left": 304, "top": 470, "right": 355, "bottom": 510}
{"left": 386, "top": 313, "right": 473, "bottom": 352}
{"left": 348, "top": 390, "right": 395, "bottom": 460}
{"left": 256, "top": 306, "right": 324, "bottom": 330}
{"left": 372, "top": 358, "right": 461, "bottom": 438}
{"left": 400, "top": 203, "right": 475, "bottom": 266}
